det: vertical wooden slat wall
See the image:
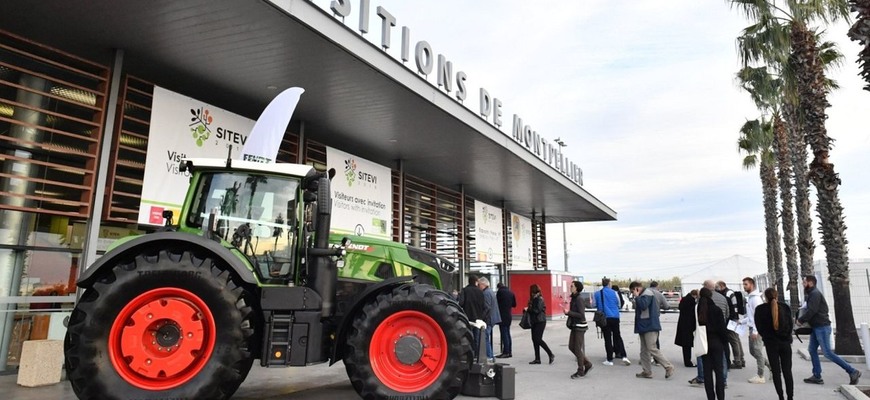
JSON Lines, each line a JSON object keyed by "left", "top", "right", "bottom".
{"left": 403, "top": 175, "right": 463, "bottom": 265}
{"left": 0, "top": 29, "right": 109, "bottom": 217}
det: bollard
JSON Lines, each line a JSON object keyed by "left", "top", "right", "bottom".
{"left": 860, "top": 323, "right": 870, "bottom": 370}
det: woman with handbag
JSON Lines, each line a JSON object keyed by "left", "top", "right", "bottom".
{"left": 565, "top": 281, "right": 592, "bottom": 378}
{"left": 696, "top": 287, "right": 727, "bottom": 400}
{"left": 526, "top": 284, "right": 555, "bottom": 365}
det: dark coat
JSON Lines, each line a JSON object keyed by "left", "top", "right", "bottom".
{"left": 798, "top": 286, "right": 831, "bottom": 327}
{"left": 566, "top": 291, "right": 588, "bottom": 330}
{"left": 458, "top": 283, "right": 487, "bottom": 323}
{"left": 756, "top": 301, "right": 793, "bottom": 345}
{"left": 674, "top": 294, "right": 696, "bottom": 348}
{"left": 528, "top": 294, "right": 547, "bottom": 325}
{"left": 496, "top": 286, "right": 517, "bottom": 325}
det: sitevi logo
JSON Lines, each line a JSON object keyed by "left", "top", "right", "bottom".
{"left": 189, "top": 107, "right": 213, "bottom": 147}
{"left": 344, "top": 158, "right": 357, "bottom": 186}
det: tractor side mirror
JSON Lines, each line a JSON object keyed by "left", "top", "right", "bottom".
{"left": 162, "top": 210, "right": 174, "bottom": 226}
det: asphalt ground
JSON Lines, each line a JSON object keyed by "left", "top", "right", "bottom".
{"left": 1, "top": 312, "right": 859, "bottom": 399}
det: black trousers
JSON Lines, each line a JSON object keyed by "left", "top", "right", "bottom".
{"left": 682, "top": 345, "right": 694, "bottom": 367}
{"left": 765, "top": 340, "right": 794, "bottom": 400}
{"left": 531, "top": 321, "right": 553, "bottom": 361}
{"left": 702, "top": 339, "right": 726, "bottom": 400}
{"left": 601, "top": 318, "right": 627, "bottom": 360}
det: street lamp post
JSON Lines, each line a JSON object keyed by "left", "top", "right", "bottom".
{"left": 554, "top": 138, "right": 568, "bottom": 272}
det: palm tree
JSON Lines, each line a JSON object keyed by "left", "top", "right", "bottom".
{"left": 736, "top": 20, "right": 796, "bottom": 301}
{"left": 731, "top": 0, "right": 859, "bottom": 353}
{"left": 848, "top": 0, "right": 870, "bottom": 90}
{"left": 790, "top": 4, "right": 860, "bottom": 355}
{"left": 738, "top": 119, "right": 783, "bottom": 291}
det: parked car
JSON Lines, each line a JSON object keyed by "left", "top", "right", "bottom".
{"left": 662, "top": 291, "right": 681, "bottom": 312}
{"left": 580, "top": 292, "right": 594, "bottom": 310}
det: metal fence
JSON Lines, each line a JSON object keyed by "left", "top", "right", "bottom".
{"left": 755, "top": 259, "right": 870, "bottom": 329}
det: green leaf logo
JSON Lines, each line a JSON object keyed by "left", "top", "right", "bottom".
{"left": 189, "top": 107, "right": 213, "bottom": 147}
{"left": 344, "top": 158, "right": 356, "bottom": 187}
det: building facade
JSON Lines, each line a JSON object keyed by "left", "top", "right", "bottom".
{"left": 0, "top": 0, "right": 615, "bottom": 370}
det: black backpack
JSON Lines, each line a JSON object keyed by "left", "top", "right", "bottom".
{"left": 774, "top": 302, "right": 794, "bottom": 339}
{"left": 730, "top": 291, "right": 746, "bottom": 316}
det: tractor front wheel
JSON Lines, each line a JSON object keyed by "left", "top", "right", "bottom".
{"left": 64, "top": 247, "right": 255, "bottom": 400}
{"left": 344, "top": 284, "right": 473, "bottom": 399}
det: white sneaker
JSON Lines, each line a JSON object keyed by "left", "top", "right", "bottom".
{"left": 602, "top": 360, "right": 614, "bottom": 366}
{"left": 622, "top": 357, "right": 632, "bottom": 366}
{"left": 748, "top": 375, "right": 766, "bottom": 384}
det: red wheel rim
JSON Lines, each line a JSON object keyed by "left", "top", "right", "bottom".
{"left": 369, "top": 310, "right": 448, "bottom": 392}
{"left": 108, "top": 287, "right": 216, "bottom": 390}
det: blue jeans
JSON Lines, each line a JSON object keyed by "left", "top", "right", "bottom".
{"left": 485, "top": 325, "right": 495, "bottom": 359}
{"left": 498, "top": 322, "right": 512, "bottom": 355}
{"left": 809, "top": 325, "right": 856, "bottom": 378}
{"left": 696, "top": 351, "right": 728, "bottom": 383}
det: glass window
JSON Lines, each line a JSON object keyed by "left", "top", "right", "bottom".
{"left": 187, "top": 172, "right": 300, "bottom": 261}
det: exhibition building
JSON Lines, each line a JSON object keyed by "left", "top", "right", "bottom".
{"left": 0, "top": 0, "right": 615, "bottom": 371}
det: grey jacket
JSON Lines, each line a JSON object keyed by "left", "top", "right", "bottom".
{"left": 711, "top": 290, "right": 731, "bottom": 322}
{"left": 649, "top": 287, "right": 670, "bottom": 311}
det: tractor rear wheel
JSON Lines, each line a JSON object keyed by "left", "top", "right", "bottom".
{"left": 64, "top": 247, "right": 256, "bottom": 400}
{"left": 344, "top": 284, "right": 473, "bottom": 399}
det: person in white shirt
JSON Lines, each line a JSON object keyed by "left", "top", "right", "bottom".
{"left": 742, "top": 277, "right": 769, "bottom": 384}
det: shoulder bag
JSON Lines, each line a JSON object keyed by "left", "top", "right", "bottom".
{"left": 593, "top": 290, "right": 607, "bottom": 328}
{"left": 519, "top": 309, "right": 532, "bottom": 330}
{"left": 693, "top": 304, "right": 708, "bottom": 358}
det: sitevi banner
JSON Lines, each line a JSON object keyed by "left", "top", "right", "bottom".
{"left": 326, "top": 146, "right": 391, "bottom": 239}
{"left": 474, "top": 200, "right": 504, "bottom": 264}
{"left": 510, "top": 212, "right": 533, "bottom": 270}
{"left": 139, "top": 86, "right": 256, "bottom": 225}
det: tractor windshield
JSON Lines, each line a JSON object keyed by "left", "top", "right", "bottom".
{"left": 187, "top": 172, "right": 300, "bottom": 274}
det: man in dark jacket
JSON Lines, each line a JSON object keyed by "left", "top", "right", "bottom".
{"left": 716, "top": 280, "right": 745, "bottom": 369}
{"left": 496, "top": 282, "right": 517, "bottom": 358}
{"left": 458, "top": 275, "right": 487, "bottom": 361}
{"left": 799, "top": 275, "right": 861, "bottom": 385}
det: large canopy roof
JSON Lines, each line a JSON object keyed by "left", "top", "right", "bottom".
{"left": 1, "top": 0, "right": 616, "bottom": 222}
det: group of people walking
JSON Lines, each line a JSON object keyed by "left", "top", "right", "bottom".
{"left": 675, "top": 276, "right": 860, "bottom": 400}
{"left": 459, "top": 273, "right": 861, "bottom": 400}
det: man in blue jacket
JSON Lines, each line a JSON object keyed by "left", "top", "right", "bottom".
{"left": 630, "top": 281, "right": 675, "bottom": 379}
{"left": 596, "top": 278, "right": 630, "bottom": 366}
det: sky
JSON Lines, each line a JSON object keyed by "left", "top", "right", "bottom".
{"left": 310, "top": 1, "right": 870, "bottom": 282}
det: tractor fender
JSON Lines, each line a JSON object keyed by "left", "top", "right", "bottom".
{"left": 77, "top": 231, "right": 258, "bottom": 288}
{"left": 330, "top": 276, "right": 415, "bottom": 365}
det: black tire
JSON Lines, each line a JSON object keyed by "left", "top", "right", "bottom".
{"left": 344, "top": 284, "right": 473, "bottom": 400}
{"left": 64, "top": 246, "right": 256, "bottom": 400}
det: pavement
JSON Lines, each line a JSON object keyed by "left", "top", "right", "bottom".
{"left": 1, "top": 312, "right": 861, "bottom": 399}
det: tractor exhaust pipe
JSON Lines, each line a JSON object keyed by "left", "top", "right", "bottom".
{"left": 309, "top": 173, "right": 336, "bottom": 318}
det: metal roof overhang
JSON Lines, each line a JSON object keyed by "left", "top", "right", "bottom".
{"left": 1, "top": 0, "right": 615, "bottom": 223}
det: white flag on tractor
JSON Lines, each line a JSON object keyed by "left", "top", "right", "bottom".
{"left": 240, "top": 87, "right": 304, "bottom": 163}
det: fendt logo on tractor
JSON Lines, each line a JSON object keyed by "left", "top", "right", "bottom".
{"left": 64, "top": 88, "right": 475, "bottom": 400}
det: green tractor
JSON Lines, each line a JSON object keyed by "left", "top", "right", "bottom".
{"left": 64, "top": 157, "right": 474, "bottom": 399}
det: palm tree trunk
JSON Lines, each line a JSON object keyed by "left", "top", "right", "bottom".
{"left": 773, "top": 115, "right": 799, "bottom": 306}
{"left": 760, "top": 162, "right": 783, "bottom": 293}
{"left": 849, "top": 0, "right": 870, "bottom": 91}
{"left": 792, "top": 22, "right": 860, "bottom": 354}
{"left": 783, "top": 102, "right": 814, "bottom": 277}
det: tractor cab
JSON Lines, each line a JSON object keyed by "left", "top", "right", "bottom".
{"left": 178, "top": 158, "right": 317, "bottom": 283}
